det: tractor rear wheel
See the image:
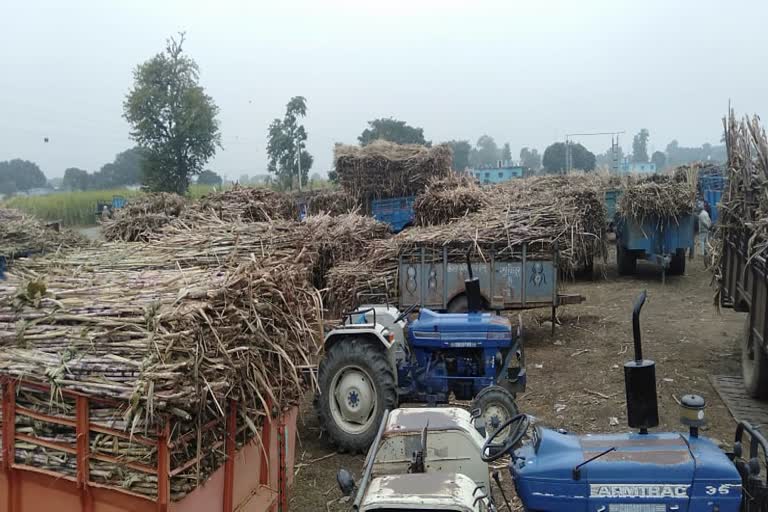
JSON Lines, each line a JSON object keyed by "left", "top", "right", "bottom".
{"left": 668, "top": 249, "right": 686, "bottom": 276}
{"left": 742, "top": 314, "right": 768, "bottom": 399}
{"left": 471, "top": 386, "right": 519, "bottom": 441}
{"left": 316, "top": 337, "right": 397, "bottom": 453}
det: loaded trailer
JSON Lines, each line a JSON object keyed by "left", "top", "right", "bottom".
{"left": 0, "top": 378, "right": 298, "bottom": 512}
{"left": 615, "top": 213, "right": 695, "bottom": 280}
{"left": 719, "top": 233, "right": 768, "bottom": 398}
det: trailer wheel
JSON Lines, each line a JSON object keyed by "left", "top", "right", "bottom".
{"left": 668, "top": 249, "right": 686, "bottom": 276}
{"left": 316, "top": 337, "right": 397, "bottom": 452}
{"left": 471, "top": 386, "right": 519, "bottom": 441}
{"left": 742, "top": 315, "right": 768, "bottom": 399}
{"left": 617, "top": 245, "right": 636, "bottom": 275}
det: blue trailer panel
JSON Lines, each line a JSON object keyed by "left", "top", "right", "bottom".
{"left": 616, "top": 214, "right": 695, "bottom": 276}
{"left": 371, "top": 196, "right": 415, "bottom": 233}
{"left": 704, "top": 188, "right": 723, "bottom": 223}
{"left": 604, "top": 189, "right": 622, "bottom": 230}
{"left": 398, "top": 244, "right": 583, "bottom": 312}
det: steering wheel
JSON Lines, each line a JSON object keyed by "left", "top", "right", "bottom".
{"left": 394, "top": 303, "right": 419, "bottom": 324}
{"left": 481, "top": 414, "right": 530, "bottom": 462}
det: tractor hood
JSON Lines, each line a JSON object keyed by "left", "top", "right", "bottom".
{"left": 511, "top": 427, "right": 742, "bottom": 511}
{"left": 360, "top": 473, "right": 481, "bottom": 512}
{"left": 408, "top": 309, "right": 512, "bottom": 347}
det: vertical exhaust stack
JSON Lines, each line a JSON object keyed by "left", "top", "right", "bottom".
{"left": 465, "top": 254, "right": 482, "bottom": 313}
{"left": 624, "top": 291, "right": 659, "bottom": 434}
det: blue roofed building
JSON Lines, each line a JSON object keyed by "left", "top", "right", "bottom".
{"left": 619, "top": 160, "right": 656, "bottom": 173}
{"left": 471, "top": 161, "right": 527, "bottom": 184}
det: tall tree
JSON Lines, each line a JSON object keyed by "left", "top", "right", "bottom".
{"left": 519, "top": 147, "right": 541, "bottom": 171}
{"left": 632, "top": 128, "right": 650, "bottom": 163}
{"left": 267, "top": 96, "right": 313, "bottom": 190}
{"left": 542, "top": 142, "right": 596, "bottom": 173}
{"left": 501, "top": 143, "right": 512, "bottom": 161}
{"left": 651, "top": 151, "right": 666, "bottom": 171}
{"left": 0, "top": 159, "right": 47, "bottom": 194}
{"left": 62, "top": 168, "right": 91, "bottom": 191}
{"left": 358, "top": 118, "right": 428, "bottom": 146}
{"left": 197, "top": 169, "right": 222, "bottom": 186}
{"left": 446, "top": 140, "right": 471, "bottom": 171}
{"left": 123, "top": 33, "right": 221, "bottom": 195}
{"left": 470, "top": 135, "right": 501, "bottom": 167}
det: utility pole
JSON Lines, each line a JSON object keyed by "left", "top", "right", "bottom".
{"left": 565, "top": 131, "right": 625, "bottom": 174}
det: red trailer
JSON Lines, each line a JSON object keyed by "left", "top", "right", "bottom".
{"left": 0, "top": 378, "right": 298, "bottom": 512}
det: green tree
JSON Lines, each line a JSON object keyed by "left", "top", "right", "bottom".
{"left": 542, "top": 142, "right": 596, "bottom": 173}
{"left": 519, "top": 147, "right": 541, "bottom": 171}
{"left": 267, "top": 96, "right": 314, "bottom": 190}
{"left": 501, "top": 142, "right": 512, "bottom": 161}
{"left": 632, "top": 128, "right": 650, "bottom": 163}
{"left": 62, "top": 168, "right": 91, "bottom": 190}
{"left": 358, "top": 118, "right": 428, "bottom": 146}
{"left": 446, "top": 140, "right": 471, "bottom": 171}
{"left": 470, "top": 135, "right": 501, "bottom": 167}
{"left": 651, "top": 150, "right": 666, "bottom": 171}
{"left": 197, "top": 169, "right": 222, "bottom": 186}
{"left": 0, "top": 159, "right": 47, "bottom": 194}
{"left": 123, "top": 33, "right": 221, "bottom": 195}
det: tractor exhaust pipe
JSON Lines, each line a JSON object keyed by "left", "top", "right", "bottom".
{"left": 624, "top": 290, "right": 659, "bottom": 434}
{"left": 465, "top": 253, "right": 482, "bottom": 313}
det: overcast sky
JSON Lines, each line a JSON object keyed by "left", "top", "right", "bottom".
{"left": 1, "top": 0, "right": 766, "bottom": 180}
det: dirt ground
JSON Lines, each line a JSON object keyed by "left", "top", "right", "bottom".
{"left": 289, "top": 244, "right": 745, "bottom": 511}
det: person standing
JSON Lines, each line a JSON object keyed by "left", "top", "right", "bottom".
{"left": 698, "top": 202, "right": 712, "bottom": 258}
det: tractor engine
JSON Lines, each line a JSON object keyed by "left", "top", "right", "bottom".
{"left": 399, "top": 308, "right": 522, "bottom": 403}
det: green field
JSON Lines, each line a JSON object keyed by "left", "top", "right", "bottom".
{"left": 2, "top": 184, "right": 220, "bottom": 226}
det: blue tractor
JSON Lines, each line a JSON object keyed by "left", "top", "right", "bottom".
{"left": 336, "top": 291, "right": 768, "bottom": 512}
{"left": 316, "top": 261, "right": 525, "bottom": 451}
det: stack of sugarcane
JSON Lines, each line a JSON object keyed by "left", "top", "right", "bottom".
{"left": 711, "top": 111, "right": 768, "bottom": 282}
{"left": 0, "top": 207, "right": 89, "bottom": 260}
{"left": 413, "top": 173, "right": 488, "bottom": 226}
{"left": 187, "top": 185, "right": 296, "bottom": 224}
{"left": 297, "top": 189, "right": 359, "bottom": 216}
{"left": 334, "top": 141, "right": 453, "bottom": 204}
{"left": 102, "top": 193, "right": 188, "bottom": 242}
{"left": 617, "top": 174, "right": 696, "bottom": 223}
{"left": 0, "top": 248, "right": 323, "bottom": 499}
{"left": 17, "top": 212, "right": 391, "bottom": 306}
{"left": 327, "top": 175, "right": 608, "bottom": 315}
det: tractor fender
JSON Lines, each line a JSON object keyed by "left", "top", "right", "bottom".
{"left": 323, "top": 328, "right": 392, "bottom": 353}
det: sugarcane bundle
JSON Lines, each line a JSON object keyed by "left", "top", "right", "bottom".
{"left": 101, "top": 193, "right": 188, "bottom": 242}
{"left": 413, "top": 173, "right": 488, "bottom": 226}
{"left": 299, "top": 189, "right": 359, "bottom": 216}
{"left": 334, "top": 141, "right": 453, "bottom": 200}
{"left": 189, "top": 185, "right": 295, "bottom": 224}
{"left": 617, "top": 174, "right": 695, "bottom": 223}
{"left": 0, "top": 207, "right": 89, "bottom": 259}
{"left": 0, "top": 256, "right": 322, "bottom": 499}
{"left": 711, "top": 111, "right": 768, "bottom": 280}
{"left": 326, "top": 184, "right": 607, "bottom": 315}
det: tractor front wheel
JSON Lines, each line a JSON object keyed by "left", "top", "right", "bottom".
{"left": 316, "top": 337, "right": 397, "bottom": 453}
{"left": 471, "top": 386, "right": 520, "bottom": 441}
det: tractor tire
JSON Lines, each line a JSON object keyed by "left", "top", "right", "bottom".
{"left": 668, "top": 249, "right": 686, "bottom": 276}
{"left": 471, "top": 386, "right": 519, "bottom": 440}
{"left": 447, "top": 294, "right": 488, "bottom": 313}
{"left": 617, "top": 245, "right": 636, "bottom": 276}
{"left": 741, "top": 314, "right": 768, "bottom": 399}
{"left": 316, "top": 337, "right": 397, "bottom": 453}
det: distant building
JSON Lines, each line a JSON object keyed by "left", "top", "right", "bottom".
{"left": 471, "top": 161, "right": 526, "bottom": 184}
{"left": 619, "top": 160, "right": 656, "bottom": 173}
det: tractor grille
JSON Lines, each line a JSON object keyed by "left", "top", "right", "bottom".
{"left": 607, "top": 505, "right": 666, "bottom": 512}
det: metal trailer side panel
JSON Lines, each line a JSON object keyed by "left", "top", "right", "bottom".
{"left": 0, "top": 381, "right": 298, "bottom": 512}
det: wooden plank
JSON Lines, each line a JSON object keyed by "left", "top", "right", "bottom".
{"left": 711, "top": 375, "right": 768, "bottom": 427}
